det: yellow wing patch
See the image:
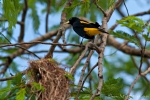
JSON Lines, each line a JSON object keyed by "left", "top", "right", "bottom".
{"left": 80, "top": 21, "right": 91, "bottom": 24}
{"left": 84, "top": 28, "right": 102, "bottom": 36}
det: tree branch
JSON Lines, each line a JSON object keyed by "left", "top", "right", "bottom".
{"left": 45, "top": 0, "right": 73, "bottom": 58}
{"left": 125, "top": 75, "right": 141, "bottom": 100}
{"left": 76, "top": 50, "right": 94, "bottom": 99}
{"left": 18, "top": 0, "right": 28, "bottom": 42}
{"left": 70, "top": 42, "right": 90, "bottom": 75}
{"left": 45, "top": 0, "right": 51, "bottom": 33}
{"left": 107, "top": 35, "right": 150, "bottom": 58}
{"left": 94, "top": 0, "right": 107, "bottom": 16}
{"left": 133, "top": 9, "right": 150, "bottom": 16}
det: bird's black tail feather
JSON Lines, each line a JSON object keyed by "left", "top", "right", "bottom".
{"left": 94, "top": 22, "right": 109, "bottom": 34}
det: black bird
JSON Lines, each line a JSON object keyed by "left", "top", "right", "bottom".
{"left": 66, "top": 17, "right": 108, "bottom": 40}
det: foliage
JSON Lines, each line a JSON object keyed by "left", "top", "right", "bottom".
{"left": 111, "top": 30, "right": 140, "bottom": 46}
{"left": 0, "top": 73, "right": 44, "bottom": 100}
{"left": 69, "top": 78, "right": 126, "bottom": 100}
{"left": 16, "top": 88, "right": 26, "bottom": 100}
{"left": 117, "top": 16, "right": 145, "bottom": 33}
{"left": 2, "top": 0, "right": 21, "bottom": 30}
{"left": 0, "top": 0, "right": 150, "bottom": 100}
{"left": 28, "top": 0, "right": 40, "bottom": 31}
{"left": 101, "top": 78, "right": 126, "bottom": 100}
{"left": 111, "top": 16, "right": 150, "bottom": 47}
{"left": 64, "top": 72, "right": 74, "bottom": 80}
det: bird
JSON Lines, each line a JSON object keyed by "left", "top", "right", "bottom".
{"left": 65, "top": 17, "right": 108, "bottom": 42}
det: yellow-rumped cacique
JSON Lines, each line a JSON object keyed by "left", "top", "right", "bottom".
{"left": 66, "top": 17, "right": 108, "bottom": 40}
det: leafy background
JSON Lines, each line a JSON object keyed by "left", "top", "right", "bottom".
{"left": 0, "top": 0, "right": 150, "bottom": 100}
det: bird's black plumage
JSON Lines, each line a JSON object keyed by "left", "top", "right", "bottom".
{"left": 66, "top": 17, "right": 108, "bottom": 39}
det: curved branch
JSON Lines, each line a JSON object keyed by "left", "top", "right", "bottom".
{"left": 133, "top": 9, "right": 150, "bottom": 16}
{"left": 107, "top": 36, "right": 150, "bottom": 58}
{"left": 94, "top": 0, "right": 107, "bottom": 16}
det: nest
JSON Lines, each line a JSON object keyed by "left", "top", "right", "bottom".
{"left": 28, "top": 59, "right": 70, "bottom": 100}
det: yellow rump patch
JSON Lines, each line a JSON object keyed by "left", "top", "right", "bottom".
{"left": 84, "top": 28, "right": 102, "bottom": 36}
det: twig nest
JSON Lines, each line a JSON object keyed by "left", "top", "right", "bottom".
{"left": 29, "top": 58, "right": 69, "bottom": 100}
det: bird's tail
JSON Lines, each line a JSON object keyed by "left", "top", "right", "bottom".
{"left": 95, "top": 22, "right": 109, "bottom": 34}
{"left": 99, "top": 28, "right": 109, "bottom": 34}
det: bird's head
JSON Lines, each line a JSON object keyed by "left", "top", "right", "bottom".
{"left": 65, "top": 17, "right": 79, "bottom": 25}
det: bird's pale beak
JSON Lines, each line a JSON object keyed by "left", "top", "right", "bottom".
{"left": 65, "top": 21, "right": 70, "bottom": 24}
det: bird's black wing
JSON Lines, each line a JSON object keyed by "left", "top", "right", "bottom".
{"left": 79, "top": 21, "right": 109, "bottom": 34}
{"left": 72, "top": 21, "right": 95, "bottom": 39}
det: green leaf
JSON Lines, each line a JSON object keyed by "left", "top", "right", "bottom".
{"left": 64, "top": 73, "right": 74, "bottom": 80}
{"left": 0, "top": 85, "right": 19, "bottom": 100}
{"left": 16, "top": 88, "right": 26, "bottom": 100}
{"left": 142, "top": 34, "right": 150, "bottom": 41}
{"left": 80, "top": 0, "right": 90, "bottom": 14}
{"left": 11, "top": 73, "right": 23, "bottom": 86}
{"left": 0, "top": 87, "right": 11, "bottom": 98}
{"left": 117, "top": 16, "right": 145, "bottom": 33}
{"left": 31, "top": 12, "right": 40, "bottom": 31}
{"left": 110, "top": 30, "right": 140, "bottom": 46}
{"left": 32, "top": 82, "right": 44, "bottom": 92}
{"left": 64, "top": 1, "right": 81, "bottom": 13}
{"left": 2, "top": 0, "right": 20, "bottom": 30}
{"left": 108, "top": 0, "right": 115, "bottom": 9}
{"left": 50, "top": 0, "right": 66, "bottom": 13}
{"left": 147, "top": 25, "right": 150, "bottom": 33}
{"left": 101, "top": 78, "right": 126, "bottom": 99}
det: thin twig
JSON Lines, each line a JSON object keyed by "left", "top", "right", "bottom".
{"left": 70, "top": 42, "right": 90, "bottom": 75}
{"left": 125, "top": 75, "right": 141, "bottom": 100}
{"left": 131, "top": 56, "right": 149, "bottom": 83}
{"left": 0, "top": 41, "right": 82, "bottom": 48}
{"left": 45, "top": 29, "right": 63, "bottom": 58}
{"left": 141, "top": 67, "right": 150, "bottom": 76}
{"left": 0, "top": 32, "right": 40, "bottom": 59}
{"left": 16, "top": 45, "right": 40, "bottom": 59}
{"left": 76, "top": 50, "right": 94, "bottom": 99}
{"left": 45, "top": 0, "right": 73, "bottom": 58}
{"left": 18, "top": 0, "right": 28, "bottom": 42}
{"left": 116, "top": 2, "right": 125, "bottom": 17}
{"left": 78, "top": 62, "right": 98, "bottom": 96}
{"left": 45, "top": 0, "right": 51, "bottom": 33}
{"left": 133, "top": 9, "right": 150, "bottom": 16}
{"left": 125, "top": 24, "right": 150, "bottom": 100}
{"left": 139, "top": 32, "right": 149, "bottom": 73}
{"left": 0, "top": 76, "right": 15, "bottom": 81}
{"left": 94, "top": 0, "right": 107, "bottom": 16}
{"left": 123, "top": 0, "right": 129, "bottom": 16}
{"left": 0, "top": 32, "right": 40, "bottom": 74}
{"left": 0, "top": 31, "right": 11, "bottom": 44}
{"left": 0, "top": 25, "right": 70, "bottom": 75}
